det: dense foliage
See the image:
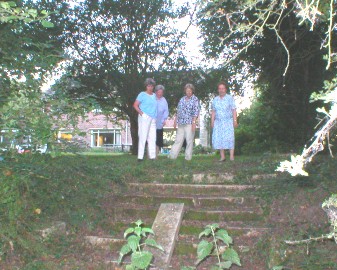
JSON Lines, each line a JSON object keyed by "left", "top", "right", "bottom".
{"left": 198, "top": 0, "right": 337, "bottom": 152}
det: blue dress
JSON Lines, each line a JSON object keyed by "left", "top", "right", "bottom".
{"left": 212, "top": 95, "right": 236, "bottom": 149}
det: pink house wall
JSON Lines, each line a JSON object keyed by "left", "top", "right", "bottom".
{"left": 65, "top": 112, "right": 132, "bottom": 149}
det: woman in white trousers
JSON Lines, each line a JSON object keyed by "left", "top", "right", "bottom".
{"left": 133, "top": 78, "right": 157, "bottom": 161}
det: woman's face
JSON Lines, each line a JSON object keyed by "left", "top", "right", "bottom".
{"left": 156, "top": 89, "right": 164, "bottom": 98}
{"left": 218, "top": 84, "right": 227, "bottom": 96}
{"left": 146, "top": 84, "right": 154, "bottom": 92}
{"left": 185, "top": 87, "right": 193, "bottom": 98}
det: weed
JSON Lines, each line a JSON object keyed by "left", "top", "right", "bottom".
{"left": 118, "top": 220, "right": 163, "bottom": 269}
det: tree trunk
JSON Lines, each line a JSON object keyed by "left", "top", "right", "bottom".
{"left": 129, "top": 111, "right": 139, "bottom": 155}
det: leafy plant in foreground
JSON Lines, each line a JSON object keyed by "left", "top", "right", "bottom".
{"left": 118, "top": 220, "right": 163, "bottom": 270}
{"left": 195, "top": 223, "right": 241, "bottom": 269}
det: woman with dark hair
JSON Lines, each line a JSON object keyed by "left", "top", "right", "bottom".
{"left": 169, "top": 83, "right": 200, "bottom": 161}
{"left": 133, "top": 78, "right": 157, "bottom": 161}
{"left": 211, "top": 81, "right": 238, "bottom": 161}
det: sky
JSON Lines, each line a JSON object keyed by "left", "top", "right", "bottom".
{"left": 172, "top": 0, "right": 205, "bottom": 65}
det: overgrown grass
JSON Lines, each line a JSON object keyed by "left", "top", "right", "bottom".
{"left": 0, "top": 151, "right": 336, "bottom": 269}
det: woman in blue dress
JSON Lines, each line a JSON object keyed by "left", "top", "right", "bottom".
{"left": 211, "top": 81, "right": 238, "bottom": 161}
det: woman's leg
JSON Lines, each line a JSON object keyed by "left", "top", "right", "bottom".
{"left": 147, "top": 118, "right": 157, "bottom": 159}
{"left": 229, "top": 149, "right": 235, "bottom": 160}
{"left": 138, "top": 114, "right": 151, "bottom": 160}
{"left": 185, "top": 124, "right": 195, "bottom": 160}
{"left": 169, "top": 125, "right": 185, "bottom": 159}
{"left": 219, "top": 149, "right": 226, "bottom": 161}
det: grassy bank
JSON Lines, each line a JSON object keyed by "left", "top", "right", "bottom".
{"left": 0, "top": 152, "right": 336, "bottom": 269}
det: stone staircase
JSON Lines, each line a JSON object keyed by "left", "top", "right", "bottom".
{"left": 89, "top": 173, "right": 272, "bottom": 269}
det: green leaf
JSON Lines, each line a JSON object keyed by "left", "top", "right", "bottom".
{"left": 131, "top": 251, "right": 153, "bottom": 269}
{"left": 135, "top": 219, "right": 143, "bottom": 227}
{"left": 124, "top": 227, "right": 135, "bottom": 238}
{"left": 141, "top": 227, "right": 154, "bottom": 235}
{"left": 145, "top": 238, "right": 164, "bottom": 251}
{"left": 117, "top": 244, "right": 131, "bottom": 264}
{"left": 218, "top": 261, "right": 232, "bottom": 269}
{"left": 41, "top": 20, "right": 54, "bottom": 28}
{"left": 206, "top": 223, "right": 219, "bottom": 230}
{"left": 215, "top": 229, "right": 232, "bottom": 245}
{"left": 134, "top": 226, "right": 142, "bottom": 236}
{"left": 199, "top": 228, "right": 212, "bottom": 238}
{"left": 272, "top": 267, "right": 285, "bottom": 270}
{"left": 127, "top": 235, "right": 140, "bottom": 252}
{"left": 0, "top": 2, "right": 10, "bottom": 9}
{"left": 8, "top": 1, "right": 17, "bottom": 7}
{"left": 222, "top": 248, "right": 241, "bottom": 266}
{"left": 196, "top": 240, "right": 213, "bottom": 265}
{"left": 126, "top": 265, "right": 136, "bottom": 270}
{"left": 24, "top": 18, "right": 33, "bottom": 23}
{"left": 28, "top": 9, "right": 38, "bottom": 17}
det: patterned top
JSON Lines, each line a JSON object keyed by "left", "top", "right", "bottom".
{"left": 211, "top": 94, "right": 236, "bottom": 121}
{"left": 176, "top": 94, "right": 200, "bottom": 125}
{"left": 156, "top": 97, "right": 169, "bottom": 129}
{"left": 211, "top": 94, "right": 236, "bottom": 149}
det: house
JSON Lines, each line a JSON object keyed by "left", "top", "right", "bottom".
{"left": 58, "top": 107, "right": 210, "bottom": 152}
{"left": 58, "top": 111, "right": 132, "bottom": 151}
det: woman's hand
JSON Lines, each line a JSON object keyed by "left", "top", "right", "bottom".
{"left": 192, "top": 123, "right": 196, "bottom": 132}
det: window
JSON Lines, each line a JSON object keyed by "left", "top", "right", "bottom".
{"left": 58, "top": 131, "right": 73, "bottom": 141}
{"left": 91, "top": 129, "right": 121, "bottom": 147}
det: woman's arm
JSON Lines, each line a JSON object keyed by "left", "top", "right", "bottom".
{"left": 211, "top": 109, "right": 215, "bottom": 128}
{"left": 163, "top": 100, "right": 169, "bottom": 126}
{"left": 133, "top": 100, "right": 143, "bottom": 115}
{"left": 233, "top": 109, "right": 238, "bottom": 128}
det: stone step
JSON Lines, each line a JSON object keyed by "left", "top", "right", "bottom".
{"left": 181, "top": 219, "right": 269, "bottom": 231}
{"left": 127, "top": 183, "right": 260, "bottom": 197}
{"left": 195, "top": 196, "right": 262, "bottom": 210}
{"left": 171, "top": 242, "right": 265, "bottom": 270}
{"left": 112, "top": 207, "right": 158, "bottom": 224}
{"left": 160, "top": 173, "right": 235, "bottom": 183}
{"left": 184, "top": 209, "right": 264, "bottom": 223}
{"left": 179, "top": 224, "right": 271, "bottom": 238}
{"left": 110, "top": 205, "right": 264, "bottom": 224}
{"left": 109, "top": 194, "right": 262, "bottom": 211}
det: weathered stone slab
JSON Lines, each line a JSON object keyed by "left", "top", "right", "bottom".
{"left": 148, "top": 203, "right": 185, "bottom": 269}
{"left": 38, "top": 221, "right": 66, "bottom": 238}
{"left": 251, "top": 173, "right": 278, "bottom": 181}
{"left": 84, "top": 236, "right": 124, "bottom": 250}
{"left": 192, "top": 173, "right": 234, "bottom": 183}
{"left": 85, "top": 236, "right": 124, "bottom": 246}
{"left": 128, "top": 183, "right": 260, "bottom": 196}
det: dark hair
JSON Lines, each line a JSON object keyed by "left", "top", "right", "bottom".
{"left": 217, "top": 81, "right": 227, "bottom": 88}
{"left": 144, "top": 78, "right": 156, "bottom": 87}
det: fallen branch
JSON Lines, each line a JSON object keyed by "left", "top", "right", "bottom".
{"left": 277, "top": 103, "right": 337, "bottom": 176}
{"left": 301, "top": 104, "right": 337, "bottom": 166}
{"left": 285, "top": 233, "right": 334, "bottom": 245}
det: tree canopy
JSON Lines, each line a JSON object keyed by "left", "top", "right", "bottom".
{"left": 198, "top": 0, "right": 337, "bottom": 150}
{"left": 52, "top": 0, "right": 204, "bottom": 153}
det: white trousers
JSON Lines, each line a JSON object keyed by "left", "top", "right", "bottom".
{"left": 169, "top": 124, "right": 195, "bottom": 160}
{"left": 138, "top": 113, "right": 156, "bottom": 160}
